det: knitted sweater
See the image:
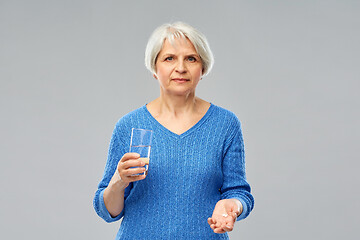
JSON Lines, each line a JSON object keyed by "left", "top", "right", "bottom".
{"left": 93, "top": 104, "right": 254, "bottom": 239}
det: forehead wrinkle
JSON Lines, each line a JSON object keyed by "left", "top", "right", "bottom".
{"left": 159, "top": 47, "right": 199, "bottom": 58}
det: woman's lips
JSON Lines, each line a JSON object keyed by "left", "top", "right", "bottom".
{"left": 172, "top": 78, "right": 189, "bottom": 83}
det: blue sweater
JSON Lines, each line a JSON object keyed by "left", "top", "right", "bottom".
{"left": 93, "top": 104, "right": 254, "bottom": 239}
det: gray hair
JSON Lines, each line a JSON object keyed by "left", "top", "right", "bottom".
{"left": 145, "top": 22, "right": 214, "bottom": 76}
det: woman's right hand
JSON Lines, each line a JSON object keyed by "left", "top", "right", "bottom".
{"left": 104, "top": 152, "right": 146, "bottom": 217}
{"left": 115, "top": 152, "right": 147, "bottom": 188}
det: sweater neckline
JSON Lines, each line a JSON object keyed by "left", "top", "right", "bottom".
{"left": 142, "top": 103, "right": 215, "bottom": 139}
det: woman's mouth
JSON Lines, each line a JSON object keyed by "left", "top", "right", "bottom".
{"left": 172, "top": 78, "right": 189, "bottom": 83}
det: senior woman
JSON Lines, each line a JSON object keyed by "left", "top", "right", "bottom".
{"left": 93, "top": 22, "right": 254, "bottom": 239}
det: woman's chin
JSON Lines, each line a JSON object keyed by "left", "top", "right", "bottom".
{"left": 162, "top": 88, "right": 195, "bottom": 97}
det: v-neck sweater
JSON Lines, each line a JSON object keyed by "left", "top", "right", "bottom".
{"left": 94, "top": 104, "right": 254, "bottom": 239}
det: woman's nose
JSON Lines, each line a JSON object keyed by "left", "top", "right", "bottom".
{"left": 175, "top": 60, "right": 187, "bottom": 73}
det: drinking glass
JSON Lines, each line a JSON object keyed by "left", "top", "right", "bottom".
{"left": 129, "top": 128, "right": 153, "bottom": 175}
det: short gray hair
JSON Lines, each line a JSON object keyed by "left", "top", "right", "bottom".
{"left": 145, "top": 22, "right": 214, "bottom": 76}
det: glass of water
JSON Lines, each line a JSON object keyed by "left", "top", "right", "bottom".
{"left": 129, "top": 128, "right": 153, "bottom": 175}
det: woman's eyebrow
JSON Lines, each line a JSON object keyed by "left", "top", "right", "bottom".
{"left": 158, "top": 53, "right": 175, "bottom": 57}
{"left": 186, "top": 53, "right": 200, "bottom": 58}
{"left": 159, "top": 53, "right": 199, "bottom": 58}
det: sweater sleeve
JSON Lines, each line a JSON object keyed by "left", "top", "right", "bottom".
{"left": 93, "top": 123, "right": 132, "bottom": 223}
{"left": 220, "top": 117, "right": 254, "bottom": 221}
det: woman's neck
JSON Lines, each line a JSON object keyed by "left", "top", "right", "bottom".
{"left": 148, "top": 91, "right": 207, "bottom": 118}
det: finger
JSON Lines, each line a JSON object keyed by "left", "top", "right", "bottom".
{"left": 230, "top": 211, "right": 238, "bottom": 221}
{"left": 125, "top": 173, "right": 146, "bottom": 182}
{"left": 210, "top": 224, "right": 219, "bottom": 232}
{"left": 123, "top": 167, "right": 147, "bottom": 176}
{"left": 213, "top": 227, "right": 226, "bottom": 234}
{"left": 121, "top": 159, "right": 146, "bottom": 169}
{"left": 215, "top": 220, "right": 223, "bottom": 229}
{"left": 120, "top": 153, "right": 140, "bottom": 163}
{"left": 218, "top": 216, "right": 233, "bottom": 232}
{"left": 210, "top": 220, "right": 219, "bottom": 230}
{"left": 222, "top": 223, "right": 234, "bottom": 232}
{"left": 221, "top": 221, "right": 228, "bottom": 230}
{"left": 208, "top": 218, "right": 217, "bottom": 230}
{"left": 210, "top": 217, "right": 216, "bottom": 224}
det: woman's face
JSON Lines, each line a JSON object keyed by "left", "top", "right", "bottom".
{"left": 154, "top": 37, "right": 203, "bottom": 96}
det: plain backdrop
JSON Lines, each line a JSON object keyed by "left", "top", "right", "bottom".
{"left": 1, "top": 0, "right": 359, "bottom": 239}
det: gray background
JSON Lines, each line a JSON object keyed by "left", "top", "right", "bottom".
{"left": 1, "top": 0, "right": 359, "bottom": 239}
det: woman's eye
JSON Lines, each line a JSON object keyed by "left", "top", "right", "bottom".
{"left": 165, "top": 56, "right": 173, "bottom": 61}
{"left": 187, "top": 56, "right": 196, "bottom": 62}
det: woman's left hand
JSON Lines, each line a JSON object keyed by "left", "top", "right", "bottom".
{"left": 207, "top": 199, "right": 241, "bottom": 234}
